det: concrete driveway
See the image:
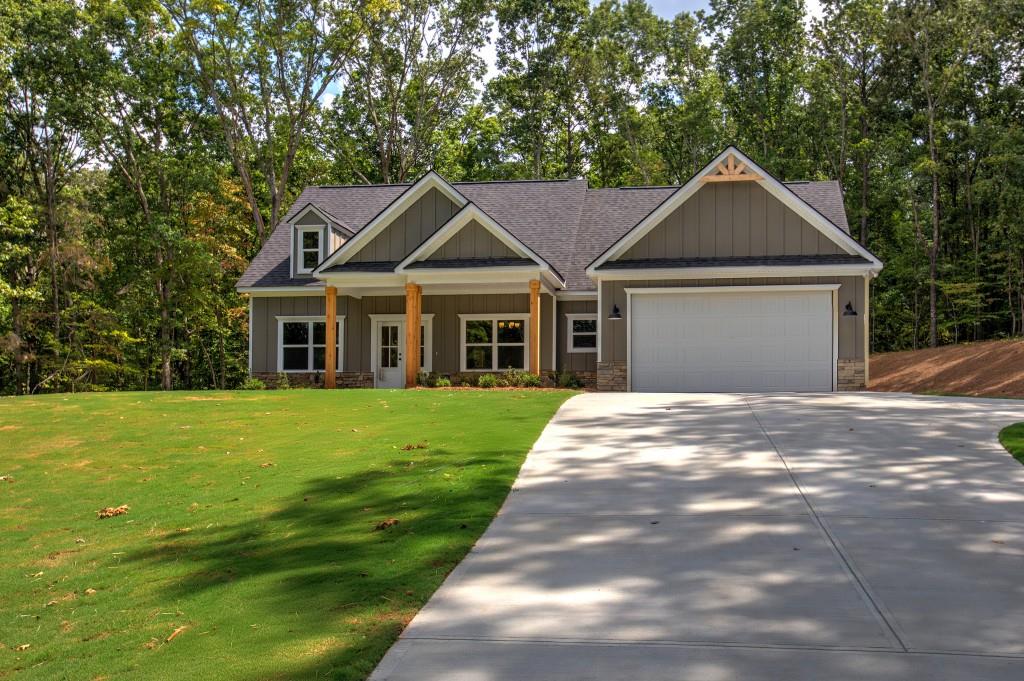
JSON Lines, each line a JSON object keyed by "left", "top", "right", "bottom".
{"left": 370, "top": 392, "right": 1024, "bottom": 680}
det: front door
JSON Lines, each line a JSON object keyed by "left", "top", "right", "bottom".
{"left": 376, "top": 321, "right": 405, "bottom": 388}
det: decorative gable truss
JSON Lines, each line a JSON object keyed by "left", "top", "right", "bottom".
{"left": 700, "top": 153, "right": 764, "bottom": 183}
{"left": 586, "top": 146, "right": 883, "bottom": 277}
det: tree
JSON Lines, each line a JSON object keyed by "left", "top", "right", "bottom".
{"left": 163, "top": 0, "right": 375, "bottom": 242}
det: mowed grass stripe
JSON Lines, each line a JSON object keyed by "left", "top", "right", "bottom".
{"left": 0, "top": 389, "right": 573, "bottom": 680}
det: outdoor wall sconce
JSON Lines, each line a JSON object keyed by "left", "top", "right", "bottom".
{"left": 608, "top": 304, "right": 622, "bottom": 320}
{"left": 843, "top": 302, "right": 858, "bottom": 316}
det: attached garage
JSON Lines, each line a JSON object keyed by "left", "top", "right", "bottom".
{"left": 628, "top": 286, "right": 837, "bottom": 392}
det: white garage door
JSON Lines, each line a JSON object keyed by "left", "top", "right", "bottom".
{"left": 630, "top": 288, "right": 834, "bottom": 392}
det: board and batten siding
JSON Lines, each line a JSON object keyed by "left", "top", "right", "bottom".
{"left": 598, "top": 277, "right": 867, "bottom": 364}
{"left": 251, "top": 291, "right": 554, "bottom": 375}
{"left": 348, "top": 188, "right": 459, "bottom": 263}
{"left": 426, "top": 220, "right": 519, "bottom": 260}
{"left": 618, "top": 183, "right": 843, "bottom": 261}
{"left": 557, "top": 299, "right": 598, "bottom": 373}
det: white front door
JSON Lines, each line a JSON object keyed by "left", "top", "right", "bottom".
{"left": 630, "top": 289, "right": 834, "bottom": 392}
{"left": 376, "top": 321, "right": 405, "bottom": 388}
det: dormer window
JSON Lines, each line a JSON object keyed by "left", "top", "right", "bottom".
{"left": 296, "top": 227, "right": 323, "bottom": 274}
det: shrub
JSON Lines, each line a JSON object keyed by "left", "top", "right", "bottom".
{"left": 275, "top": 372, "right": 290, "bottom": 390}
{"left": 417, "top": 372, "right": 437, "bottom": 387}
{"left": 238, "top": 376, "right": 266, "bottom": 391}
{"left": 518, "top": 372, "right": 542, "bottom": 387}
{"left": 477, "top": 373, "right": 498, "bottom": 388}
{"left": 557, "top": 371, "right": 583, "bottom": 389}
{"left": 435, "top": 376, "right": 452, "bottom": 388}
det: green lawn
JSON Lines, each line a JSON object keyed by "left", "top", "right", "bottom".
{"left": 1000, "top": 422, "right": 1024, "bottom": 465}
{"left": 0, "top": 389, "right": 572, "bottom": 680}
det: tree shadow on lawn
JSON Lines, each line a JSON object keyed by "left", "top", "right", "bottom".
{"left": 123, "top": 448, "right": 521, "bottom": 681}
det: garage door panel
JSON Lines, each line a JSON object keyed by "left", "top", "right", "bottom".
{"left": 631, "top": 290, "right": 834, "bottom": 393}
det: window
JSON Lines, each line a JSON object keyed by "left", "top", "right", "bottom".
{"left": 296, "top": 227, "right": 322, "bottom": 274}
{"left": 277, "top": 317, "right": 343, "bottom": 372}
{"left": 566, "top": 314, "right": 597, "bottom": 353}
{"left": 460, "top": 315, "right": 528, "bottom": 371}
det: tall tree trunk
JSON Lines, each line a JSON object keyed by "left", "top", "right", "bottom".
{"left": 926, "top": 99, "right": 940, "bottom": 348}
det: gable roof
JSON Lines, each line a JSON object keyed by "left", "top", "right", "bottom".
{"left": 395, "top": 202, "right": 564, "bottom": 284}
{"left": 238, "top": 156, "right": 875, "bottom": 291}
{"left": 586, "top": 147, "right": 881, "bottom": 275}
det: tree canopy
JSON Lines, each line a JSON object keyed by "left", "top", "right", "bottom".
{"left": 1, "top": 0, "right": 1022, "bottom": 393}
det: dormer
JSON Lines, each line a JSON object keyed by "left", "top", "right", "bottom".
{"left": 290, "top": 204, "right": 351, "bottom": 278}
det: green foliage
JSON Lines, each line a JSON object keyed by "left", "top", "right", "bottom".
{"left": 274, "top": 372, "right": 290, "bottom": 390}
{"left": 477, "top": 373, "right": 499, "bottom": 388}
{"left": 434, "top": 376, "right": 452, "bottom": 388}
{"left": 2, "top": 0, "right": 1023, "bottom": 395}
{"left": 503, "top": 369, "right": 542, "bottom": 387}
{"left": 1000, "top": 423, "right": 1024, "bottom": 465}
{"left": 0, "top": 389, "right": 572, "bottom": 680}
{"left": 238, "top": 376, "right": 266, "bottom": 390}
{"left": 557, "top": 370, "right": 584, "bottom": 389}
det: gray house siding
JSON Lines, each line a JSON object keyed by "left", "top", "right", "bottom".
{"left": 618, "top": 183, "right": 843, "bottom": 261}
{"left": 427, "top": 220, "right": 519, "bottom": 260}
{"left": 556, "top": 299, "right": 598, "bottom": 373}
{"left": 598, "top": 276, "right": 867, "bottom": 365}
{"left": 349, "top": 188, "right": 459, "bottom": 263}
{"left": 251, "top": 291, "right": 554, "bottom": 377}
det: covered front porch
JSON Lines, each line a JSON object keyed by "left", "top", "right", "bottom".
{"left": 318, "top": 269, "right": 560, "bottom": 388}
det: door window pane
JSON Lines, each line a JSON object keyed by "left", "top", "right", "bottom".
{"left": 497, "top": 345, "right": 524, "bottom": 369}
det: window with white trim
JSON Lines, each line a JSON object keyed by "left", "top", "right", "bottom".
{"left": 566, "top": 314, "right": 597, "bottom": 353}
{"left": 460, "top": 315, "right": 528, "bottom": 371}
{"left": 278, "top": 317, "right": 343, "bottom": 372}
{"left": 296, "top": 227, "right": 323, "bottom": 274}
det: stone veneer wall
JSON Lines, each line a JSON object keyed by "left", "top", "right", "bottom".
{"left": 837, "top": 359, "right": 866, "bottom": 391}
{"left": 596, "top": 361, "right": 627, "bottom": 391}
{"left": 252, "top": 372, "right": 374, "bottom": 388}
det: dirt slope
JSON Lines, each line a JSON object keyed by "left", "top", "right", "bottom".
{"left": 870, "top": 339, "right": 1024, "bottom": 398}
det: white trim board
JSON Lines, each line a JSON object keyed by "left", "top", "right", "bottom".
{"left": 592, "top": 264, "right": 876, "bottom": 280}
{"left": 238, "top": 287, "right": 326, "bottom": 297}
{"left": 314, "top": 171, "right": 468, "bottom": 273}
{"left": 291, "top": 203, "right": 353, "bottom": 235}
{"left": 624, "top": 285, "right": 839, "bottom": 392}
{"left": 587, "top": 146, "right": 883, "bottom": 275}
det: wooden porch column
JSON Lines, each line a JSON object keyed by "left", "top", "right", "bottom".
{"left": 529, "top": 279, "right": 541, "bottom": 376}
{"left": 324, "top": 286, "right": 337, "bottom": 388}
{"left": 405, "top": 283, "right": 422, "bottom": 388}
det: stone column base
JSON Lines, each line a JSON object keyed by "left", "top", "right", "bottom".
{"left": 596, "top": 361, "right": 627, "bottom": 391}
{"left": 837, "top": 360, "right": 866, "bottom": 391}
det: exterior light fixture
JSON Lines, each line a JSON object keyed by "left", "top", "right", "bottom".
{"left": 608, "top": 304, "right": 622, "bottom": 321}
{"left": 843, "top": 302, "right": 858, "bottom": 316}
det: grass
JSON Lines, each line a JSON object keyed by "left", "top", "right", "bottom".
{"left": 999, "top": 422, "right": 1024, "bottom": 465}
{"left": 0, "top": 388, "right": 573, "bottom": 680}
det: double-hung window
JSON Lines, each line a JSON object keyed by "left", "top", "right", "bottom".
{"left": 296, "top": 227, "right": 322, "bottom": 274}
{"left": 460, "top": 315, "right": 528, "bottom": 371}
{"left": 566, "top": 314, "right": 597, "bottom": 353}
{"left": 278, "top": 317, "right": 343, "bottom": 372}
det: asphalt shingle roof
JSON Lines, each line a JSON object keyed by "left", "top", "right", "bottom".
{"left": 238, "top": 178, "right": 853, "bottom": 291}
{"left": 596, "top": 254, "right": 871, "bottom": 271}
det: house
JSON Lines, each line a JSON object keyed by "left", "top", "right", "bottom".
{"left": 236, "top": 147, "right": 882, "bottom": 392}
